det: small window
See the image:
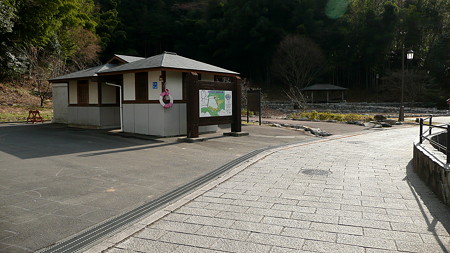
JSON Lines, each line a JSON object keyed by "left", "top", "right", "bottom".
{"left": 77, "top": 80, "right": 89, "bottom": 104}
{"left": 135, "top": 72, "right": 148, "bottom": 101}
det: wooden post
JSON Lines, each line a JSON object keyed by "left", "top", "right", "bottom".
{"left": 186, "top": 73, "right": 199, "bottom": 138}
{"left": 231, "top": 78, "right": 242, "bottom": 133}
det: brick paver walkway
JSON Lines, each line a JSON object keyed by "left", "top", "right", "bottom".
{"left": 104, "top": 127, "right": 450, "bottom": 253}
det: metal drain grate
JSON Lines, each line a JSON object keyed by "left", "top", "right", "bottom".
{"left": 38, "top": 140, "right": 313, "bottom": 253}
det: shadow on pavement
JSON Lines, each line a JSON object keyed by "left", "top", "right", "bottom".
{"left": 0, "top": 123, "right": 162, "bottom": 159}
{"left": 405, "top": 160, "right": 450, "bottom": 252}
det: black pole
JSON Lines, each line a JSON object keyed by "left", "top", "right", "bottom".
{"left": 447, "top": 124, "right": 450, "bottom": 164}
{"left": 429, "top": 115, "right": 432, "bottom": 135}
{"left": 258, "top": 89, "right": 262, "bottom": 126}
{"left": 419, "top": 118, "right": 423, "bottom": 144}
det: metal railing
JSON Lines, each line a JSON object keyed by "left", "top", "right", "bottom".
{"left": 419, "top": 115, "right": 450, "bottom": 164}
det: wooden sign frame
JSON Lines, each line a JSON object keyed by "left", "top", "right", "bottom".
{"left": 186, "top": 73, "right": 242, "bottom": 138}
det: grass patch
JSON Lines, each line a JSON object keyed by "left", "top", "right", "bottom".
{"left": 0, "top": 105, "right": 53, "bottom": 122}
{"left": 289, "top": 111, "right": 373, "bottom": 122}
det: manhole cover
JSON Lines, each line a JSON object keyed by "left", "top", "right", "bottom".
{"left": 301, "top": 169, "right": 330, "bottom": 176}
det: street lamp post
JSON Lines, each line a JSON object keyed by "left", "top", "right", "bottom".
{"left": 399, "top": 48, "right": 414, "bottom": 122}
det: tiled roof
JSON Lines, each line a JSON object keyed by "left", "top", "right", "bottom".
{"left": 99, "top": 52, "right": 239, "bottom": 75}
{"left": 48, "top": 64, "right": 116, "bottom": 81}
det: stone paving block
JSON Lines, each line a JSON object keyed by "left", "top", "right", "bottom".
{"left": 210, "top": 238, "right": 272, "bottom": 253}
{"left": 158, "top": 231, "right": 218, "bottom": 248}
{"left": 337, "top": 233, "right": 397, "bottom": 250}
{"left": 213, "top": 187, "right": 246, "bottom": 195}
{"left": 184, "top": 201, "right": 209, "bottom": 209}
{"left": 221, "top": 193, "right": 259, "bottom": 201}
{"left": 280, "top": 193, "right": 319, "bottom": 202}
{"left": 231, "top": 199, "right": 274, "bottom": 209}
{"left": 175, "top": 206, "right": 220, "bottom": 217}
{"left": 133, "top": 228, "right": 167, "bottom": 241}
{"left": 246, "top": 207, "right": 291, "bottom": 218}
{"left": 309, "top": 222, "right": 363, "bottom": 235}
{"left": 340, "top": 204, "right": 387, "bottom": 214}
{"left": 316, "top": 208, "right": 362, "bottom": 219}
{"left": 184, "top": 215, "right": 235, "bottom": 228}
{"left": 269, "top": 246, "right": 307, "bottom": 253}
{"left": 202, "top": 203, "right": 250, "bottom": 213}
{"left": 419, "top": 233, "right": 450, "bottom": 244}
{"left": 257, "top": 196, "right": 298, "bottom": 205}
{"left": 302, "top": 239, "right": 365, "bottom": 253}
{"left": 201, "top": 191, "right": 223, "bottom": 198}
{"left": 231, "top": 220, "right": 284, "bottom": 234}
{"left": 319, "top": 196, "right": 361, "bottom": 206}
{"left": 362, "top": 212, "right": 413, "bottom": 223}
{"left": 272, "top": 203, "right": 316, "bottom": 213}
{"left": 291, "top": 212, "right": 339, "bottom": 224}
{"left": 261, "top": 216, "right": 310, "bottom": 229}
{"left": 281, "top": 227, "right": 337, "bottom": 242}
{"left": 245, "top": 191, "right": 282, "bottom": 198}
{"left": 115, "top": 237, "right": 178, "bottom": 252}
{"left": 391, "top": 221, "right": 444, "bottom": 235}
{"left": 396, "top": 240, "right": 450, "bottom": 253}
{"left": 173, "top": 245, "right": 220, "bottom": 253}
{"left": 106, "top": 247, "right": 137, "bottom": 253}
{"left": 195, "top": 226, "right": 251, "bottom": 241}
{"left": 246, "top": 232, "right": 305, "bottom": 249}
{"left": 161, "top": 212, "right": 192, "bottom": 222}
{"left": 339, "top": 216, "right": 391, "bottom": 230}
{"left": 297, "top": 200, "right": 341, "bottom": 210}
{"left": 151, "top": 220, "right": 203, "bottom": 234}
{"left": 195, "top": 196, "right": 233, "bottom": 205}
{"left": 363, "top": 227, "right": 422, "bottom": 242}
{"left": 215, "top": 211, "right": 263, "bottom": 223}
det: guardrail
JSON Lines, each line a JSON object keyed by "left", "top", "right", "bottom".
{"left": 419, "top": 115, "right": 450, "bottom": 164}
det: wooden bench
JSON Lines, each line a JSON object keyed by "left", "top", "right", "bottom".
{"left": 26, "top": 110, "right": 44, "bottom": 123}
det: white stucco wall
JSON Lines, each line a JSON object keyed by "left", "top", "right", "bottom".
{"left": 202, "top": 74, "right": 215, "bottom": 81}
{"left": 123, "top": 73, "right": 135, "bottom": 100}
{"left": 148, "top": 71, "right": 161, "bottom": 100}
{"left": 165, "top": 71, "right": 183, "bottom": 100}
{"left": 102, "top": 83, "right": 117, "bottom": 104}
{"left": 68, "top": 80, "right": 77, "bottom": 104}
{"left": 89, "top": 81, "right": 98, "bottom": 104}
{"left": 52, "top": 83, "right": 68, "bottom": 123}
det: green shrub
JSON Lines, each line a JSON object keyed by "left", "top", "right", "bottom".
{"left": 289, "top": 111, "right": 373, "bottom": 122}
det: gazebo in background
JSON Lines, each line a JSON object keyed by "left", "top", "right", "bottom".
{"left": 302, "top": 84, "right": 348, "bottom": 103}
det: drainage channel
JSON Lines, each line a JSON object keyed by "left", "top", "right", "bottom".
{"left": 38, "top": 141, "right": 300, "bottom": 253}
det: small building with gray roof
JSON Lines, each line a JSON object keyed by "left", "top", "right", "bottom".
{"left": 50, "top": 52, "right": 240, "bottom": 136}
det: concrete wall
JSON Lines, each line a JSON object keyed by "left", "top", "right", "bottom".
{"left": 413, "top": 133, "right": 450, "bottom": 207}
{"left": 52, "top": 83, "right": 68, "bottom": 123}
{"left": 68, "top": 106, "right": 120, "bottom": 128}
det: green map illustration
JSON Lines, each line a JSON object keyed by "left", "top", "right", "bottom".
{"left": 199, "top": 90, "right": 232, "bottom": 117}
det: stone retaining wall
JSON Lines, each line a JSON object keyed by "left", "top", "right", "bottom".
{"left": 413, "top": 131, "right": 450, "bottom": 207}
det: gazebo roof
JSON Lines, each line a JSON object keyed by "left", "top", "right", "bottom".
{"left": 302, "top": 84, "right": 348, "bottom": 91}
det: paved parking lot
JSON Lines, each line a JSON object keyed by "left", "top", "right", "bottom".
{"left": 0, "top": 122, "right": 367, "bottom": 252}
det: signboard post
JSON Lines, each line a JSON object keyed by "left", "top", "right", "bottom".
{"left": 186, "top": 72, "right": 243, "bottom": 139}
{"left": 247, "top": 88, "right": 261, "bottom": 125}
